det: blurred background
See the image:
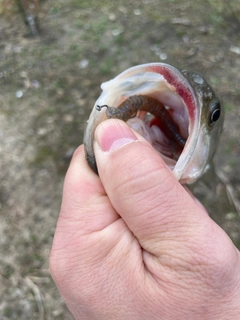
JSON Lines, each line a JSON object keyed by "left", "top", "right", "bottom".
{"left": 0, "top": 0, "right": 240, "bottom": 318}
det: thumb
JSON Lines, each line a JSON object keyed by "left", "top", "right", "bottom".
{"left": 93, "top": 119, "right": 224, "bottom": 256}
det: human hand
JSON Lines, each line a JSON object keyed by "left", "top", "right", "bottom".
{"left": 50, "top": 119, "right": 240, "bottom": 320}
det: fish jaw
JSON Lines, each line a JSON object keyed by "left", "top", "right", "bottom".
{"left": 84, "top": 63, "right": 223, "bottom": 184}
{"left": 174, "top": 125, "right": 211, "bottom": 183}
{"left": 175, "top": 70, "right": 224, "bottom": 184}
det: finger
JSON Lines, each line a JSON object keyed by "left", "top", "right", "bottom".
{"left": 93, "top": 119, "right": 219, "bottom": 256}
{"left": 55, "top": 145, "right": 119, "bottom": 239}
{"left": 50, "top": 144, "right": 125, "bottom": 280}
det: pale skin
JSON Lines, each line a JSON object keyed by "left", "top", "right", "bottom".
{"left": 50, "top": 119, "right": 240, "bottom": 320}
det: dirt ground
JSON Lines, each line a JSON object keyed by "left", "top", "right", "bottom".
{"left": 0, "top": 0, "right": 240, "bottom": 318}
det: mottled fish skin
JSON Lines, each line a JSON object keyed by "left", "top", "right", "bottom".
{"left": 83, "top": 63, "right": 223, "bottom": 184}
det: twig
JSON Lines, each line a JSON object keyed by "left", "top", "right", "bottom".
{"left": 25, "top": 276, "right": 45, "bottom": 320}
{"left": 216, "top": 169, "right": 240, "bottom": 216}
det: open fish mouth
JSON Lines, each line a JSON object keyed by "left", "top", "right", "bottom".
{"left": 96, "top": 64, "right": 195, "bottom": 169}
{"left": 84, "top": 63, "right": 223, "bottom": 184}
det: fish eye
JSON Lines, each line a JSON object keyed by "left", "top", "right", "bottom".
{"left": 209, "top": 100, "right": 221, "bottom": 126}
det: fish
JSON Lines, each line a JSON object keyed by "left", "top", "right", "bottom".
{"left": 84, "top": 63, "right": 224, "bottom": 184}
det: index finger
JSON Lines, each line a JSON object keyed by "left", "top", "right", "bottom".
{"left": 58, "top": 145, "right": 119, "bottom": 234}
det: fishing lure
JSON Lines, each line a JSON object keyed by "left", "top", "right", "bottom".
{"left": 96, "top": 95, "right": 186, "bottom": 148}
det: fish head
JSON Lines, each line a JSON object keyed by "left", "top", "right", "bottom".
{"left": 84, "top": 63, "right": 224, "bottom": 184}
